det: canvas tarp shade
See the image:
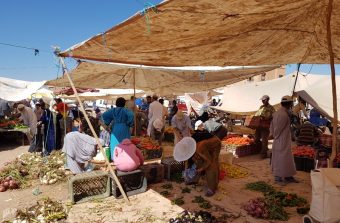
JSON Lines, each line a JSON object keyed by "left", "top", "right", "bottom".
{"left": 215, "top": 73, "right": 340, "bottom": 121}
{"left": 62, "top": 89, "right": 145, "bottom": 100}
{"left": 0, "top": 77, "right": 46, "bottom": 101}
{"left": 47, "top": 61, "right": 278, "bottom": 94}
{"left": 59, "top": 0, "right": 340, "bottom": 66}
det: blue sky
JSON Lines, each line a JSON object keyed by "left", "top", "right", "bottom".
{"left": 0, "top": 1, "right": 339, "bottom": 82}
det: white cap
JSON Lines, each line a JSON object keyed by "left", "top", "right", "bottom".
{"left": 194, "top": 120, "right": 203, "bottom": 130}
{"left": 153, "top": 118, "right": 164, "bottom": 131}
{"left": 173, "top": 137, "right": 196, "bottom": 162}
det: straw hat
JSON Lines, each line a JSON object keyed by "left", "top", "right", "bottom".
{"left": 173, "top": 137, "right": 196, "bottom": 162}
{"left": 153, "top": 118, "right": 164, "bottom": 131}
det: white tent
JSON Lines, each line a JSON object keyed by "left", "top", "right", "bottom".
{"left": 215, "top": 73, "right": 339, "bottom": 119}
{"left": 0, "top": 77, "right": 46, "bottom": 101}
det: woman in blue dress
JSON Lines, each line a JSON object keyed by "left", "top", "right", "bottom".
{"left": 101, "top": 97, "right": 134, "bottom": 160}
{"left": 39, "top": 101, "right": 55, "bottom": 155}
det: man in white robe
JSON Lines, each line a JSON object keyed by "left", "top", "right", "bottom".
{"left": 270, "top": 95, "right": 298, "bottom": 185}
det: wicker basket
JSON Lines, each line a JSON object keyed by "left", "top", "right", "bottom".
{"left": 161, "top": 157, "right": 185, "bottom": 180}
{"left": 69, "top": 170, "right": 110, "bottom": 204}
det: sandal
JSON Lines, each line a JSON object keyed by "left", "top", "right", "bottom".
{"left": 284, "top": 177, "right": 299, "bottom": 183}
{"left": 205, "top": 189, "right": 215, "bottom": 197}
{"left": 274, "top": 176, "right": 287, "bottom": 186}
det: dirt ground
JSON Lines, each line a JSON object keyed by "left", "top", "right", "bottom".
{"left": 0, "top": 138, "right": 312, "bottom": 223}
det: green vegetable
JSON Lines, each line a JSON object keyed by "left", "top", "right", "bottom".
{"left": 170, "top": 172, "right": 184, "bottom": 183}
{"left": 160, "top": 190, "right": 170, "bottom": 197}
{"left": 171, "top": 197, "right": 185, "bottom": 205}
{"left": 199, "top": 201, "right": 212, "bottom": 209}
{"left": 181, "top": 187, "right": 191, "bottom": 193}
{"left": 192, "top": 196, "right": 206, "bottom": 203}
{"left": 161, "top": 183, "right": 173, "bottom": 190}
{"left": 245, "top": 181, "right": 275, "bottom": 193}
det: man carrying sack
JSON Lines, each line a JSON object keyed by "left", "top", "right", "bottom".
{"left": 254, "top": 95, "right": 275, "bottom": 159}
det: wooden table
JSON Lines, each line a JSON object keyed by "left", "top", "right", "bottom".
{"left": 0, "top": 127, "right": 30, "bottom": 146}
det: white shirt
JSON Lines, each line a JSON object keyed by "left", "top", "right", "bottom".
{"left": 148, "top": 101, "right": 163, "bottom": 121}
{"left": 147, "top": 101, "right": 163, "bottom": 135}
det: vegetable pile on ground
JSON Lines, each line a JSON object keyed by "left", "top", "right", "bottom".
{"left": 0, "top": 151, "right": 66, "bottom": 192}
{"left": 11, "top": 197, "right": 68, "bottom": 223}
{"left": 220, "top": 163, "right": 248, "bottom": 179}
{"left": 221, "top": 136, "right": 254, "bottom": 146}
{"left": 292, "top": 146, "right": 315, "bottom": 159}
{"left": 192, "top": 196, "right": 212, "bottom": 209}
{"left": 169, "top": 210, "right": 218, "bottom": 223}
{"left": 243, "top": 181, "right": 308, "bottom": 221}
{"left": 19, "top": 151, "right": 66, "bottom": 185}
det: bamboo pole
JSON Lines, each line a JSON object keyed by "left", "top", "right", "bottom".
{"left": 326, "top": 0, "right": 338, "bottom": 166}
{"left": 58, "top": 57, "right": 130, "bottom": 203}
{"left": 133, "top": 69, "right": 137, "bottom": 136}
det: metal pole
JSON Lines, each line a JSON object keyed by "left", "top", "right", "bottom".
{"left": 58, "top": 56, "right": 130, "bottom": 203}
{"left": 326, "top": 0, "right": 338, "bottom": 165}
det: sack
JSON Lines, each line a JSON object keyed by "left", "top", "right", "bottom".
{"left": 244, "top": 115, "right": 261, "bottom": 129}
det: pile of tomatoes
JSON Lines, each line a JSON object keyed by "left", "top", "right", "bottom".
{"left": 292, "top": 146, "right": 315, "bottom": 159}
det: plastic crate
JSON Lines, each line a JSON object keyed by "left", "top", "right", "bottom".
{"left": 161, "top": 157, "right": 185, "bottom": 180}
{"left": 111, "top": 169, "right": 147, "bottom": 199}
{"left": 140, "top": 163, "right": 164, "bottom": 184}
{"left": 294, "top": 156, "right": 315, "bottom": 172}
{"left": 69, "top": 170, "right": 110, "bottom": 204}
{"left": 294, "top": 156, "right": 304, "bottom": 171}
{"left": 142, "top": 147, "right": 163, "bottom": 160}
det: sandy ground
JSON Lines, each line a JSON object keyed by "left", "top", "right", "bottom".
{"left": 0, "top": 138, "right": 312, "bottom": 223}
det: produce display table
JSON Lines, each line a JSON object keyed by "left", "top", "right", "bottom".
{"left": 0, "top": 127, "right": 30, "bottom": 146}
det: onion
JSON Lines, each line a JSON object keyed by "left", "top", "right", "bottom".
{"left": 3, "top": 181, "right": 9, "bottom": 189}
{"left": 5, "top": 176, "right": 12, "bottom": 181}
{"left": 9, "top": 180, "right": 18, "bottom": 189}
{"left": 0, "top": 185, "right": 6, "bottom": 192}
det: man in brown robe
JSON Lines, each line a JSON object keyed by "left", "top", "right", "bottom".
{"left": 270, "top": 95, "right": 298, "bottom": 186}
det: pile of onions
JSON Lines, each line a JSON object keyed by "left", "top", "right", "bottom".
{"left": 0, "top": 176, "right": 19, "bottom": 192}
{"left": 242, "top": 198, "right": 269, "bottom": 219}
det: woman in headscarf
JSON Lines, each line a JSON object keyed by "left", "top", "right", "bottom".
{"left": 174, "top": 122, "right": 221, "bottom": 197}
{"left": 38, "top": 101, "right": 55, "bottom": 155}
{"left": 63, "top": 131, "right": 104, "bottom": 174}
{"left": 101, "top": 97, "right": 134, "bottom": 160}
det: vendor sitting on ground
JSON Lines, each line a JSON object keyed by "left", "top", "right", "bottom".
{"left": 113, "top": 139, "right": 144, "bottom": 172}
{"left": 174, "top": 131, "right": 221, "bottom": 197}
{"left": 63, "top": 131, "right": 104, "bottom": 174}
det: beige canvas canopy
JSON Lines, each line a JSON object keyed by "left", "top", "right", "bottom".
{"left": 47, "top": 61, "right": 278, "bottom": 94}
{"left": 59, "top": 0, "right": 340, "bottom": 66}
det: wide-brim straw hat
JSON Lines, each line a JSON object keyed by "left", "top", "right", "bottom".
{"left": 173, "top": 137, "right": 196, "bottom": 162}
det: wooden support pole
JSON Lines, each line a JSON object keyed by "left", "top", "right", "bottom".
{"left": 326, "top": 0, "right": 338, "bottom": 165}
{"left": 133, "top": 69, "right": 137, "bottom": 136}
{"left": 58, "top": 57, "right": 130, "bottom": 203}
